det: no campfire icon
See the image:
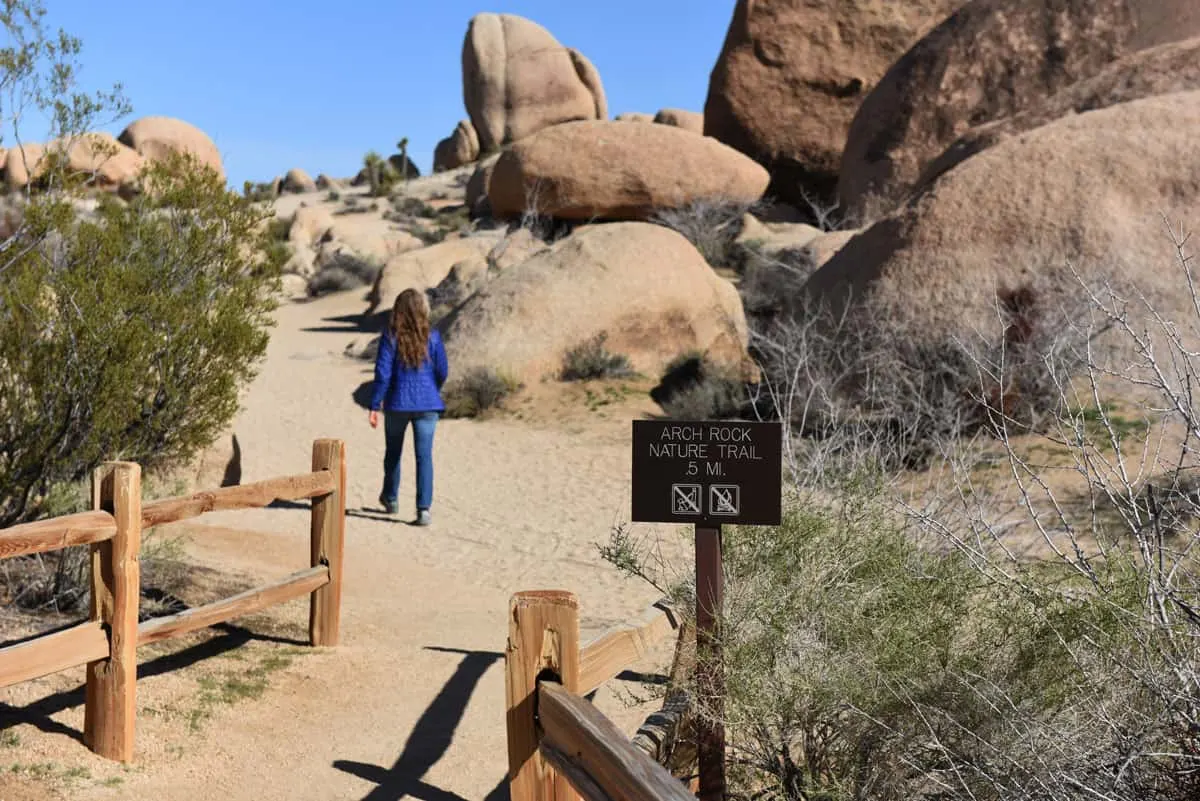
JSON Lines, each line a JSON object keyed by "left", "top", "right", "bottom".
{"left": 709, "top": 485, "right": 740, "bottom": 516}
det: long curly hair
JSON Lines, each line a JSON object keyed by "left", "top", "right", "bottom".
{"left": 390, "top": 289, "right": 431, "bottom": 369}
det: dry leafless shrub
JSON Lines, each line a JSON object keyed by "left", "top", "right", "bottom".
{"left": 559, "top": 332, "right": 636, "bottom": 382}
{"left": 441, "top": 366, "right": 521, "bottom": 419}
{"left": 306, "top": 251, "right": 381, "bottom": 297}
{"left": 748, "top": 268, "right": 1100, "bottom": 478}
{"left": 737, "top": 244, "right": 819, "bottom": 329}
{"left": 887, "top": 220, "right": 1200, "bottom": 801}
{"left": 650, "top": 197, "right": 760, "bottom": 270}
{"left": 517, "top": 179, "right": 575, "bottom": 243}
{"left": 650, "top": 351, "right": 754, "bottom": 420}
{"left": 609, "top": 221, "right": 1200, "bottom": 801}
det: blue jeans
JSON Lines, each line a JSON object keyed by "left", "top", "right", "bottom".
{"left": 380, "top": 411, "right": 439, "bottom": 511}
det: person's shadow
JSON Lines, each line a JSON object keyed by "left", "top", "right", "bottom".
{"left": 333, "top": 646, "right": 509, "bottom": 801}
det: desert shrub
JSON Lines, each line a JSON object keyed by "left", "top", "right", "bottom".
{"left": 560, "top": 332, "right": 635, "bottom": 381}
{"left": 737, "top": 244, "right": 819, "bottom": 330}
{"left": 306, "top": 251, "right": 381, "bottom": 297}
{"left": 651, "top": 198, "right": 758, "bottom": 270}
{"left": 0, "top": 152, "right": 284, "bottom": 529}
{"left": 362, "top": 151, "right": 400, "bottom": 197}
{"left": 651, "top": 352, "right": 749, "bottom": 420}
{"left": 605, "top": 469, "right": 1198, "bottom": 801}
{"left": 265, "top": 216, "right": 291, "bottom": 241}
{"left": 751, "top": 274, "right": 1097, "bottom": 472}
{"left": 441, "top": 367, "right": 520, "bottom": 418}
{"left": 391, "top": 195, "right": 436, "bottom": 218}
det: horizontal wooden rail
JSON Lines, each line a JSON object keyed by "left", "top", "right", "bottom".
{"left": 633, "top": 620, "right": 697, "bottom": 780}
{"left": 0, "top": 622, "right": 110, "bottom": 689}
{"left": 137, "top": 565, "right": 330, "bottom": 646}
{"left": 0, "top": 510, "right": 117, "bottom": 560}
{"left": 538, "top": 681, "right": 695, "bottom": 801}
{"left": 141, "top": 470, "right": 336, "bottom": 529}
{"left": 578, "top": 600, "right": 679, "bottom": 698}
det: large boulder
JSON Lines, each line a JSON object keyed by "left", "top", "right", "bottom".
{"left": 466, "top": 152, "right": 501, "bottom": 218}
{"left": 368, "top": 234, "right": 503, "bottom": 311}
{"left": 801, "top": 91, "right": 1200, "bottom": 345}
{"left": 59, "top": 133, "right": 144, "bottom": 192}
{"left": 2, "top": 134, "right": 144, "bottom": 193}
{"left": 433, "top": 120, "right": 481, "bottom": 172}
{"left": 281, "top": 167, "right": 317, "bottom": 194}
{"left": 487, "top": 120, "right": 770, "bottom": 221}
{"left": 704, "top": 0, "right": 962, "bottom": 211}
{"left": 288, "top": 206, "right": 335, "bottom": 248}
{"left": 118, "top": 116, "right": 224, "bottom": 180}
{"left": 462, "top": 13, "right": 607, "bottom": 153}
{"left": 4, "top": 134, "right": 144, "bottom": 193}
{"left": 916, "top": 36, "right": 1200, "bottom": 194}
{"left": 4, "top": 143, "right": 46, "bottom": 188}
{"left": 440, "top": 222, "right": 753, "bottom": 382}
{"left": 615, "top": 112, "right": 654, "bottom": 123}
{"left": 839, "top": 0, "right": 1200, "bottom": 218}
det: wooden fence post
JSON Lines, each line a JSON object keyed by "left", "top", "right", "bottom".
{"left": 309, "top": 438, "right": 345, "bottom": 647}
{"left": 84, "top": 461, "right": 142, "bottom": 762}
{"left": 506, "top": 591, "right": 581, "bottom": 801}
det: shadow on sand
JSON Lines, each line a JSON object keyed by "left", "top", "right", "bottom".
{"left": 333, "top": 646, "right": 509, "bottom": 801}
{"left": 0, "top": 622, "right": 307, "bottom": 745}
{"left": 301, "top": 309, "right": 388, "bottom": 336}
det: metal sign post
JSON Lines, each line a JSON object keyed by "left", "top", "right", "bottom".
{"left": 631, "top": 419, "right": 782, "bottom": 801}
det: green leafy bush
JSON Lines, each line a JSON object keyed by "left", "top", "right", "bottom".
{"left": 0, "top": 153, "right": 284, "bottom": 528}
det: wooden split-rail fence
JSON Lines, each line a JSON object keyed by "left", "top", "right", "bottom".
{"left": 3, "top": 437, "right": 702, "bottom": 796}
{"left": 0, "top": 438, "right": 346, "bottom": 763}
{"left": 505, "top": 589, "right": 699, "bottom": 801}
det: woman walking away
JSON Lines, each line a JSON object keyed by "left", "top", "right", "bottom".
{"left": 368, "top": 288, "right": 448, "bottom": 525}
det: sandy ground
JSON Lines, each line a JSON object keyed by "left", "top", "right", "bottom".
{"left": 0, "top": 288, "right": 689, "bottom": 800}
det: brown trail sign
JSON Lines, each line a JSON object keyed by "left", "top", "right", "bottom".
{"left": 631, "top": 419, "right": 783, "bottom": 801}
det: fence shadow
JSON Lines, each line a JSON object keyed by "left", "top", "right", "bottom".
{"left": 333, "top": 646, "right": 507, "bottom": 801}
{"left": 0, "top": 622, "right": 306, "bottom": 744}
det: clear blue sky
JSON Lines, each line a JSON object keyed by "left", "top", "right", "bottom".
{"left": 29, "top": 1, "right": 737, "bottom": 190}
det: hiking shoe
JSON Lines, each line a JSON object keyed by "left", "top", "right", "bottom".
{"left": 379, "top": 496, "right": 399, "bottom": 515}
{"left": 415, "top": 509, "right": 432, "bottom": 526}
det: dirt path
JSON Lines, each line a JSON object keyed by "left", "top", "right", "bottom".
{"left": 0, "top": 291, "right": 687, "bottom": 800}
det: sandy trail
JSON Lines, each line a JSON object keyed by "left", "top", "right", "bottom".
{"left": 1, "top": 290, "right": 688, "bottom": 801}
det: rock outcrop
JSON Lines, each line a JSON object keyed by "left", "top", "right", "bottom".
{"left": 487, "top": 120, "right": 769, "bottom": 221}
{"left": 704, "top": 0, "right": 962, "bottom": 210}
{"left": 433, "top": 120, "right": 481, "bottom": 172}
{"left": 915, "top": 36, "right": 1200, "bottom": 194}
{"left": 118, "top": 116, "right": 224, "bottom": 180}
{"left": 803, "top": 92, "right": 1200, "bottom": 346}
{"left": 653, "top": 109, "right": 704, "bottom": 134}
{"left": 462, "top": 13, "right": 607, "bottom": 152}
{"left": 440, "top": 222, "right": 753, "bottom": 382}
{"left": 838, "top": 0, "right": 1200, "bottom": 217}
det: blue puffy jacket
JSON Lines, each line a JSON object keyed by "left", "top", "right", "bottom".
{"left": 370, "top": 329, "right": 448, "bottom": 413}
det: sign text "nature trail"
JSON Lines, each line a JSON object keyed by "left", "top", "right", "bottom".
{"left": 649, "top": 424, "right": 764, "bottom": 462}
